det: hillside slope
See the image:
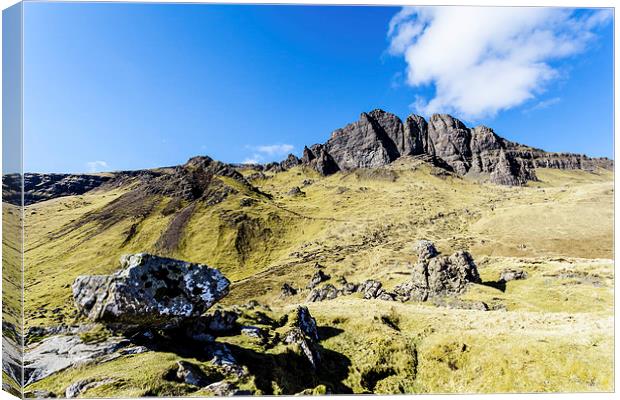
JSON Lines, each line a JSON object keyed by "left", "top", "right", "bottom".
{"left": 17, "top": 155, "right": 614, "bottom": 395}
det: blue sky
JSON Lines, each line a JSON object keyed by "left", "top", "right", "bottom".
{"left": 23, "top": 3, "right": 613, "bottom": 173}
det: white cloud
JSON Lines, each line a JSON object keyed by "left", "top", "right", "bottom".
{"left": 242, "top": 155, "right": 261, "bottom": 165}
{"left": 86, "top": 160, "right": 108, "bottom": 173}
{"left": 524, "top": 97, "right": 561, "bottom": 113}
{"left": 387, "top": 7, "right": 612, "bottom": 120}
{"left": 241, "top": 143, "right": 295, "bottom": 164}
{"left": 255, "top": 144, "right": 294, "bottom": 156}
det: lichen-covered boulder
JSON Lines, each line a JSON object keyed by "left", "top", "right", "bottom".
{"left": 72, "top": 253, "right": 230, "bottom": 326}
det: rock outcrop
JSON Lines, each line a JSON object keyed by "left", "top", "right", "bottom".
{"left": 295, "top": 109, "right": 612, "bottom": 186}
{"left": 72, "top": 253, "right": 230, "bottom": 327}
{"left": 283, "top": 306, "right": 321, "bottom": 368}
{"left": 396, "top": 241, "right": 481, "bottom": 301}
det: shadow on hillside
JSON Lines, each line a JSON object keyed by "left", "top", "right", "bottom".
{"left": 480, "top": 280, "right": 506, "bottom": 292}
{"left": 126, "top": 324, "right": 353, "bottom": 394}
{"left": 317, "top": 326, "right": 344, "bottom": 341}
{"left": 226, "top": 341, "right": 353, "bottom": 394}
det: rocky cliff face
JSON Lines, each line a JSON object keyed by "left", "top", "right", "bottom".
{"left": 20, "top": 173, "right": 111, "bottom": 205}
{"left": 297, "top": 109, "right": 612, "bottom": 185}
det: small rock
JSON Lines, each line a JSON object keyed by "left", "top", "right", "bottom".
{"left": 65, "top": 378, "right": 114, "bottom": 398}
{"left": 207, "top": 310, "right": 238, "bottom": 333}
{"left": 377, "top": 292, "right": 396, "bottom": 301}
{"left": 239, "top": 198, "right": 255, "bottom": 207}
{"left": 24, "top": 390, "right": 56, "bottom": 398}
{"left": 280, "top": 283, "right": 298, "bottom": 297}
{"left": 176, "top": 361, "right": 210, "bottom": 387}
{"left": 240, "top": 326, "right": 264, "bottom": 340}
{"left": 287, "top": 187, "right": 305, "bottom": 197}
{"left": 341, "top": 282, "right": 358, "bottom": 295}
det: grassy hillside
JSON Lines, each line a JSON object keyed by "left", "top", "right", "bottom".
{"left": 21, "top": 158, "right": 614, "bottom": 395}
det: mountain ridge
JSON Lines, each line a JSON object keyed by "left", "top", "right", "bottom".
{"left": 294, "top": 109, "right": 613, "bottom": 185}
{"left": 8, "top": 109, "right": 613, "bottom": 205}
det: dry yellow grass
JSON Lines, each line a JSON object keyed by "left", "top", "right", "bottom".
{"left": 20, "top": 161, "right": 614, "bottom": 395}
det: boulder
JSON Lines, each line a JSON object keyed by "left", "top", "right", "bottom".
{"left": 358, "top": 279, "right": 384, "bottom": 299}
{"left": 499, "top": 268, "right": 528, "bottom": 282}
{"left": 283, "top": 307, "right": 321, "bottom": 368}
{"left": 284, "top": 328, "right": 321, "bottom": 368}
{"left": 72, "top": 253, "right": 230, "bottom": 327}
{"left": 204, "top": 382, "right": 249, "bottom": 396}
{"left": 307, "top": 284, "right": 339, "bottom": 302}
{"left": 240, "top": 326, "right": 265, "bottom": 340}
{"left": 307, "top": 270, "right": 331, "bottom": 289}
{"left": 290, "top": 306, "right": 319, "bottom": 341}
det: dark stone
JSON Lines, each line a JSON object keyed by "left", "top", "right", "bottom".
{"left": 307, "top": 270, "right": 331, "bottom": 289}
{"left": 280, "top": 283, "right": 298, "bottom": 297}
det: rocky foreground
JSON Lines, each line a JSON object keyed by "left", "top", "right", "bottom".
{"left": 19, "top": 240, "right": 502, "bottom": 397}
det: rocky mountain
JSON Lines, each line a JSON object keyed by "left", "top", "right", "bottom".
{"left": 298, "top": 109, "right": 613, "bottom": 185}
{"left": 6, "top": 109, "right": 612, "bottom": 209}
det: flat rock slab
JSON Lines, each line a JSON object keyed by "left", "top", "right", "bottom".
{"left": 72, "top": 253, "right": 230, "bottom": 326}
{"left": 24, "top": 335, "right": 132, "bottom": 386}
